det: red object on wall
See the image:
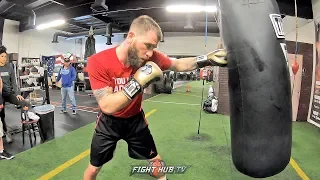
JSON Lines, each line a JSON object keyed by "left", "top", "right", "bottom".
{"left": 292, "top": 59, "right": 299, "bottom": 75}
{"left": 200, "top": 69, "right": 208, "bottom": 79}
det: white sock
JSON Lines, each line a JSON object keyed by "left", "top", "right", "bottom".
{"left": 0, "top": 149, "right": 3, "bottom": 153}
{"left": 158, "top": 175, "right": 167, "bottom": 180}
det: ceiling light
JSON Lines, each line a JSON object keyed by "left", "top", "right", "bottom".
{"left": 166, "top": 5, "right": 203, "bottom": 13}
{"left": 166, "top": 5, "right": 217, "bottom": 13}
{"left": 203, "top": 6, "right": 217, "bottom": 13}
{"left": 36, "top": 19, "right": 66, "bottom": 30}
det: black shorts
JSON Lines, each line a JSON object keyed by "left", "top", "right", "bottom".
{"left": 90, "top": 110, "right": 158, "bottom": 167}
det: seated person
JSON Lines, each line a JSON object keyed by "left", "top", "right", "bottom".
{"left": 21, "top": 67, "right": 38, "bottom": 99}
{"left": 38, "top": 65, "right": 45, "bottom": 90}
{"left": 0, "top": 46, "right": 39, "bottom": 121}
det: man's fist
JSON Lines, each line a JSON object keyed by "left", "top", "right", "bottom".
{"left": 195, "top": 49, "right": 227, "bottom": 68}
{"left": 122, "top": 61, "right": 163, "bottom": 100}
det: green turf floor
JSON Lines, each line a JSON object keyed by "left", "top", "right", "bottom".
{"left": 0, "top": 81, "right": 319, "bottom": 180}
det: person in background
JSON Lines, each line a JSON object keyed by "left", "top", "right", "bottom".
{"left": 56, "top": 55, "right": 77, "bottom": 115}
{"left": 0, "top": 46, "right": 40, "bottom": 144}
{"left": 21, "top": 67, "right": 39, "bottom": 99}
{"left": 37, "top": 64, "right": 45, "bottom": 90}
{"left": 0, "top": 70, "right": 14, "bottom": 160}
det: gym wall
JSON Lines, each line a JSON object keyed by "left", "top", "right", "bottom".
{"left": 93, "top": 32, "right": 220, "bottom": 56}
{"left": 157, "top": 33, "right": 220, "bottom": 56}
{"left": 286, "top": 41, "right": 313, "bottom": 121}
{"left": 94, "top": 34, "right": 125, "bottom": 53}
{"left": 2, "top": 19, "right": 84, "bottom": 64}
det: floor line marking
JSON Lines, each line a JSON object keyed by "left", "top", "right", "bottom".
{"left": 37, "top": 150, "right": 90, "bottom": 180}
{"left": 55, "top": 120, "right": 73, "bottom": 127}
{"left": 53, "top": 105, "right": 98, "bottom": 114}
{"left": 145, "top": 100, "right": 199, "bottom": 106}
{"left": 173, "top": 92, "right": 203, "bottom": 98}
{"left": 37, "top": 109, "right": 157, "bottom": 180}
{"left": 290, "top": 158, "right": 310, "bottom": 180}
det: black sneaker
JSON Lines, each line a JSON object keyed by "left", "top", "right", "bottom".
{"left": 72, "top": 110, "right": 76, "bottom": 115}
{"left": 0, "top": 150, "right": 14, "bottom": 160}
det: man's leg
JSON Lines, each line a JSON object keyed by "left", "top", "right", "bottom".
{"left": 148, "top": 154, "right": 167, "bottom": 180}
{"left": 0, "top": 118, "right": 14, "bottom": 160}
{"left": 22, "top": 90, "right": 32, "bottom": 99}
{"left": 1, "top": 107, "right": 7, "bottom": 133}
{"left": 83, "top": 164, "right": 102, "bottom": 180}
{"left": 3, "top": 94, "right": 31, "bottom": 110}
{"left": 60, "top": 88, "right": 67, "bottom": 113}
{"left": 125, "top": 111, "right": 167, "bottom": 180}
{"left": 2, "top": 94, "right": 39, "bottom": 120}
{"left": 1, "top": 107, "right": 12, "bottom": 143}
{"left": 67, "top": 86, "right": 77, "bottom": 114}
{"left": 83, "top": 113, "right": 120, "bottom": 180}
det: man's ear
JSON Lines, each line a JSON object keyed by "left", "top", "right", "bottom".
{"left": 127, "top": 32, "right": 135, "bottom": 44}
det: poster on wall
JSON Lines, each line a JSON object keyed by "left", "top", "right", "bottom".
{"left": 308, "top": 19, "right": 320, "bottom": 128}
{"left": 20, "top": 57, "right": 41, "bottom": 69}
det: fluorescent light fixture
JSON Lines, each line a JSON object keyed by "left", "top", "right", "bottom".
{"left": 166, "top": 5, "right": 217, "bottom": 13}
{"left": 36, "top": 19, "right": 65, "bottom": 30}
{"left": 203, "top": 6, "right": 217, "bottom": 13}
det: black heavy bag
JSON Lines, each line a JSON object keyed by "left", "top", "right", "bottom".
{"left": 218, "top": 0, "right": 292, "bottom": 178}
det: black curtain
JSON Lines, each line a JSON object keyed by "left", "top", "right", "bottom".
{"left": 0, "top": 17, "right": 4, "bottom": 46}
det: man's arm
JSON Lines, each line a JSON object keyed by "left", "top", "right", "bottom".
{"left": 169, "top": 49, "right": 227, "bottom": 72}
{"left": 56, "top": 68, "right": 62, "bottom": 82}
{"left": 71, "top": 67, "right": 77, "bottom": 81}
{"left": 93, "top": 86, "right": 131, "bottom": 115}
{"left": 0, "top": 77, "right": 2, "bottom": 92}
{"left": 10, "top": 67, "right": 18, "bottom": 95}
{"left": 169, "top": 57, "right": 198, "bottom": 72}
{"left": 92, "top": 62, "right": 163, "bottom": 114}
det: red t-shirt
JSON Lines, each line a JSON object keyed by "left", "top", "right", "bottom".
{"left": 87, "top": 46, "right": 172, "bottom": 118}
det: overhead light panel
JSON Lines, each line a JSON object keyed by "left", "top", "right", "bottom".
{"left": 203, "top": 6, "right": 217, "bottom": 13}
{"left": 36, "top": 19, "right": 66, "bottom": 30}
{"left": 166, "top": 5, "right": 217, "bottom": 13}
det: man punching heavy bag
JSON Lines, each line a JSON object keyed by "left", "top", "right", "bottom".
{"left": 218, "top": 0, "right": 292, "bottom": 178}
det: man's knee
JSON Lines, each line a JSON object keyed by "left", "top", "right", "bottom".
{"left": 148, "top": 154, "right": 161, "bottom": 162}
{"left": 147, "top": 154, "right": 167, "bottom": 179}
{"left": 85, "top": 163, "right": 101, "bottom": 175}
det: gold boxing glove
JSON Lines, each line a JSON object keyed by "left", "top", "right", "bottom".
{"left": 122, "top": 61, "right": 163, "bottom": 100}
{"left": 195, "top": 49, "right": 227, "bottom": 68}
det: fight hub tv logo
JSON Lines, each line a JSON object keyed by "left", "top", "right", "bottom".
{"left": 130, "top": 159, "right": 190, "bottom": 176}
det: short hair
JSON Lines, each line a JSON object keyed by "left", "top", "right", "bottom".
{"left": 129, "top": 15, "right": 163, "bottom": 41}
{"left": 0, "top": 46, "right": 7, "bottom": 54}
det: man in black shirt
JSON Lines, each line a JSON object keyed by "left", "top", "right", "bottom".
{"left": 0, "top": 46, "right": 40, "bottom": 150}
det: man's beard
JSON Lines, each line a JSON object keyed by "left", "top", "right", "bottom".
{"left": 128, "top": 44, "right": 141, "bottom": 68}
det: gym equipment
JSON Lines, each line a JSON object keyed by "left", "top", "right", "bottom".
{"left": 219, "top": 0, "right": 292, "bottom": 178}
{"left": 164, "top": 78, "right": 173, "bottom": 94}
{"left": 154, "top": 77, "right": 173, "bottom": 94}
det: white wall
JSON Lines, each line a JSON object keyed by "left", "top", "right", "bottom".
{"left": 93, "top": 32, "right": 220, "bottom": 56}
{"left": 158, "top": 33, "right": 220, "bottom": 56}
{"left": 92, "top": 16, "right": 313, "bottom": 57}
{"left": 2, "top": 19, "right": 84, "bottom": 63}
{"left": 283, "top": 16, "right": 315, "bottom": 44}
{"left": 94, "top": 34, "right": 125, "bottom": 53}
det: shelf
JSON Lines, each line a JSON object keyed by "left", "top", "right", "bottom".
{"left": 25, "top": 97, "right": 44, "bottom": 102}
{"left": 20, "top": 86, "right": 41, "bottom": 92}
{"left": 19, "top": 74, "right": 41, "bottom": 80}
{"left": 18, "top": 62, "right": 41, "bottom": 67}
